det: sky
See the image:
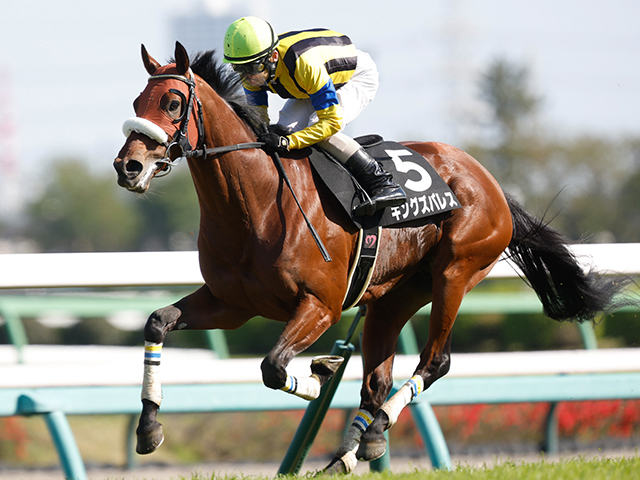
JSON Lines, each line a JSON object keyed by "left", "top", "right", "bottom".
{"left": 0, "top": 0, "right": 638, "bottom": 217}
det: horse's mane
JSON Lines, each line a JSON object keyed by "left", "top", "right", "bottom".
{"left": 181, "top": 50, "right": 265, "bottom": 135}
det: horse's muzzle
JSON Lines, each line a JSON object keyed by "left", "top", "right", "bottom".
{"left": 113, "top": 157, "right": 154, "bottom": 193}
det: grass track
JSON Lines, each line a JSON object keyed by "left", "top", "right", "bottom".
{"left": 184, "top": 456, "right": 640, "bottom": 480}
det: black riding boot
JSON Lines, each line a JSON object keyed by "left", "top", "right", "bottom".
{"left": 345, "top": 148, "right": 407, "bottom": 216}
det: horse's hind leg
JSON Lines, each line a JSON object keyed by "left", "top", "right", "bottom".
{"left": 353, "top": 270, "right": 466, "bottom": 462}
{"left": 136, "top": 285, "right": 251, "bottom": 454}
{"left": 325, "top": 276, "right": 432, "bottom": 474}
{"left": 357, "top": 252, "right": 505, "bottom": 462}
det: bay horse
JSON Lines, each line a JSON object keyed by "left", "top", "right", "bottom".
{"left": 114, "top": 42, "right": 626, "bottom": 474}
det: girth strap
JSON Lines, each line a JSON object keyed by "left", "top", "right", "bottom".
{"left": 342, "top": 226, "right": 382, "bottom": 310}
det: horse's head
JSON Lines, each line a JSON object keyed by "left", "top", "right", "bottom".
{"left": 114, "top": 42, "right": 202, "bottom": 193}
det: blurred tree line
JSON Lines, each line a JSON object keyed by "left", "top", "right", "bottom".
{"left": 23, "top": 161, "right": 199, "bottom": 252}
{"left": 466, "top": 58, "right": 640, "bottom": 242}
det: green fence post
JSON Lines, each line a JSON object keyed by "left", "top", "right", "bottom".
{"left": 44, "top": 411, "right": 88, "bottom": 480}
{"left": 578, "top": 321, "right": 598, "bottom": 350}
{"left": 204, "top": 329, "right": 230, "bottom": 359}
{"left": 1, "top": 310, "right": 29, "bottom": 363}
{"left": 125, "top": 414, "right": 139, "bottom": 469}
{"left": 278, "top": 339, "right": 355, "bottom": 475}
{"left": 542, "top": 318, "right": 597, "bottom": 454}
{"left": 409, "top": 401, "right": 452, "bottom": 470}
{"left": 397, "top": 321, "right": 420, "bottom": 355}
{"left": 543, "top": 402, "right": 560, "bottom": 454}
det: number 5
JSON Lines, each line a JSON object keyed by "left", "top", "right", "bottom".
{"left": 385, "top": 149, "right": 432, "bottom": 192}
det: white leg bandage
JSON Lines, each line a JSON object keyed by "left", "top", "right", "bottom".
{"left": 380, "top": 375, "right": 424, "bottom": 427}
{"left": 335, "top": 409, "right": 374, "bottom": 472}
{"left": 279, "top": 374, "right": 322, "bottom": 401}
{"left": 141, "top": 341, "right": 163, "bottom": 406}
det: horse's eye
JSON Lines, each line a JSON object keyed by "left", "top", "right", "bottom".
{"left": 169, "top": 100, "right": 180, "bottom": 112}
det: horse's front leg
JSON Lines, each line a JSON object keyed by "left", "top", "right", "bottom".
{"left": 136, "top": 285, "right": 251, "bottom": 454}
{"left": 260, "top": 294, "right": 343, "bottom": 401}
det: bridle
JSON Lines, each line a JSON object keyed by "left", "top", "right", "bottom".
{"left": 123, "top": 67, "right": 331, "bottom": 262}
{"left": 133, "top": 69, "right": 263, "bottom": 176}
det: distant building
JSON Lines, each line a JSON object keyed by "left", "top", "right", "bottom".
{"left": 0, "top": 68, "right": 22, "bottom": 223}
{"left": 171, "top": 6, "right": 238, "bottom": 57}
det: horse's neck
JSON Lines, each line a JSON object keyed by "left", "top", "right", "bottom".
{"left": 188, "top": 86, "right": 278, "bottom": 239}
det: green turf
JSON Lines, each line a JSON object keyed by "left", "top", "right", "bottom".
{"left": 182, "top": 455, "right": 640, "bottom": 480}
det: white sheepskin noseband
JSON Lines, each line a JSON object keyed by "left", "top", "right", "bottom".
{"left": 122, "top": 117, "right": 169, "bottom": 145}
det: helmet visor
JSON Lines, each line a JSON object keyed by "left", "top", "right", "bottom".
{"left": 232, "top": 59, "right": 267, "bottom": 75}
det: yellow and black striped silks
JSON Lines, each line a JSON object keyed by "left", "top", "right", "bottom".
{"left": 243, "top": 28, "right": 358, "bottom": 150}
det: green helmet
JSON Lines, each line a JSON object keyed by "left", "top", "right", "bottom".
{"left": 223, "top": 16, "right": 279, "bottom": 64}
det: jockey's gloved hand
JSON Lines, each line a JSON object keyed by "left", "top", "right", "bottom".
{"left": 258, "top": 132, "right": 290, "bottom": 155}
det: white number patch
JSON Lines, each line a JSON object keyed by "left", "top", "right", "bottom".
{"left": 385, "top": 149, "right": 432, "bottom": 192}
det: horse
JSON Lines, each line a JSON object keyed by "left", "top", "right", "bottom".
{"left": 114, "top": 42, "right": 627, "bottom": 474}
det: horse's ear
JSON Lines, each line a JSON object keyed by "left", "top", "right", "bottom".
{"left": 141, "top": 44, "right": 161, "bottom": 75}
{"left": 174, "top": 41, "right": 190, "bottom": 75}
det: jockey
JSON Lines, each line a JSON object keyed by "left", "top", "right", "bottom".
{"left": 223, "top": 16, "right": 407, "bottom": 216}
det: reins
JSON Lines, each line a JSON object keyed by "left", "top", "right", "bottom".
{"left": 146, "top": 70, "right": 332, "bottom": 263}
{"left": 260, "top": 125, "right": 332, "bottom": 263}
{"left": 184, "top": 141, "right": 265, "bottom": 158}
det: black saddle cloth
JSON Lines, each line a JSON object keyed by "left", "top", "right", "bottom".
{"left": 308, "top": 135, "right": 461, "bottom": 229}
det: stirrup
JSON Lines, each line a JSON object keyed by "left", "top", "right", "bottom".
{"left": 353, "top": 199, "right": 378, "bottom": 217}
{"left": 353, "top": 187, "right": 406, "bottom": 216}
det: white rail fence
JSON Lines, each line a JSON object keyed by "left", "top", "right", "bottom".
{"left": 1, "top": 243, "right": 639, "bottom": 289}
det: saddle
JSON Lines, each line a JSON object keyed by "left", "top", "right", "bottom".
{"left": 308, "top": 135, "right": 460, "bottom": 229}
{"left": 307, "top": 135, "right": 461, "bottom": 310}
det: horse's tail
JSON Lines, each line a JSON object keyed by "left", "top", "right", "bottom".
{"left": 504, "top": 192, "right": 631, "bottom": 323}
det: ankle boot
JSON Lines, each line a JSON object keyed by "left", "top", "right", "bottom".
{"left": 345, "top": 148, "right": 407, "bottom": 216}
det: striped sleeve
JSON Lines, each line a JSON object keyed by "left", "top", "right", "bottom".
{"left": 287, "top": 103, "right": 343, "bottom": 150}
{"left": 309, "top": 78, "right": 339, "bottom": 111}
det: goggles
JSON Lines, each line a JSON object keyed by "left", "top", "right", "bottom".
{"left": 231, "top": 59, "right": 268, "bottom": 75}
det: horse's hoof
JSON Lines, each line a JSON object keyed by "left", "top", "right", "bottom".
{"left": 322, "top": 457, "right": 348, "bottom": 475}
{"left": 311, "top": 355, "right": 344, "bottom": 377}
{"left": 356, "top": 436, "right": 387, "bottom": 462}
{"left": 136, "top": 425, "right": 164, "bottom": 454}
